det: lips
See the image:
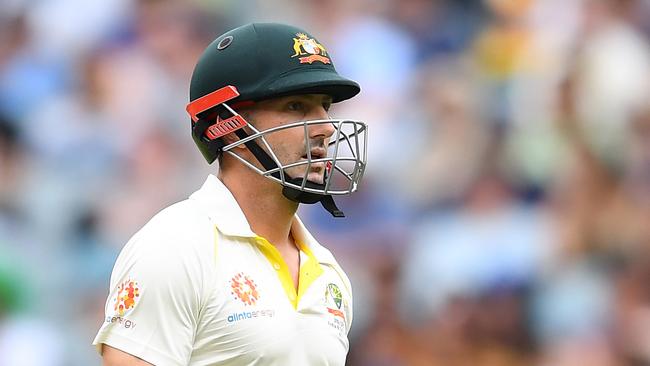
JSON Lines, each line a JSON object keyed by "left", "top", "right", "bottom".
{"left": 302, "top": 148, "right": 327, "bottom": 160}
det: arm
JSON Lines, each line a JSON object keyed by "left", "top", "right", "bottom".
{"left": 102, "top": 344, "right": 153, "bottom": 366}
{"left": 93, "top": 215, "right": 206, "bottom": 366}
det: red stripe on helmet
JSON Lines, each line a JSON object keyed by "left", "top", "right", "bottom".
{"left": 186, "top": 85, "right": 240, "bottom": 122}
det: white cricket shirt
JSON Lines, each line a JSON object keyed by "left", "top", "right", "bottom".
{"left": 93, "top": 174, "right": 353, "bottom": 365}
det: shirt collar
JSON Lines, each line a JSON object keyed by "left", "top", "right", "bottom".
{"left": 189, "top": 174, "right": 336, "bottom": 265}
{"left": 189, "top": 174, "right": 256, "bottom": 238}
{"left": 291, "top": 215, "right": 337, "bottom": 266}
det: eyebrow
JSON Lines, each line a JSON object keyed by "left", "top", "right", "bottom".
{"left": 291, "top": 95, "right": 333, "bottom": 104}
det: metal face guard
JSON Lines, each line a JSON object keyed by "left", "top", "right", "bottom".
{"left": 222, "top": 117, "right": 368, "bottom": 196}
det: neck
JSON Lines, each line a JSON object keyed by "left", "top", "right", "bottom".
{"left": 219, "top": 166, "right": 299, "bottom": 248}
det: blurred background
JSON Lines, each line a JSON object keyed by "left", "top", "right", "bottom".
{"left": 1, "top": 0, "right": 650, "bottom": 364}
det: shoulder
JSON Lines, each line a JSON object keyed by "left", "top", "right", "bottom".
{"left": 111, "top": 198, "right": 216, "bottom": 283}
{"left": 143, "top": 199, "right": 210, "bottom": 238}
{"left": 108, "top": 198, "right": 219, "bottom": 305}
{"left": 126, "top": 198, "right": 213, "bottom": 254}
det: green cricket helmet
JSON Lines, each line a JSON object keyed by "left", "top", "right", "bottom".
{"left": 186, "top": 23, "right": 368, "bottom": 217}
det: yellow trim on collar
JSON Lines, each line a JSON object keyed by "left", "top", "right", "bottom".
{"left": 295, "top": 239, "right": 324, "bottom": 305}
{"left": 254, "top": 236, "right": 323, "bottom": 309}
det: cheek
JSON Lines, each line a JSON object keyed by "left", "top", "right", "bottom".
{"left": 264, "top": 129, "right": 305, "bottom": 158}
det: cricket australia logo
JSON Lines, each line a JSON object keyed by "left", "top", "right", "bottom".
{"left": 325, "top": 283, "right": 345, "bottom": 320}
{"left": 291, "top": 33, "right": 331, "bottom": 64}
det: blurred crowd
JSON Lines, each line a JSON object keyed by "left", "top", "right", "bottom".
{"left": 1, "top": 0, "right": 650, "bottom": 364}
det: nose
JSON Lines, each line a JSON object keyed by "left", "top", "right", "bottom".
{"left": 307, "top": 106, "right": 335, "bottom": 139}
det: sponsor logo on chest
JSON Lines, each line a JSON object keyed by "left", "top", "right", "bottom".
{"left": 227, "top": 272, "right": 275, "bottom": 323}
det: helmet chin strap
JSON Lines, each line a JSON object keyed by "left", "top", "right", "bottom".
{"left": 233, "top": 129, "right": 345, "bottom": 217}
{"left": 282, "top": 179, "right": 345, "bottom": 217}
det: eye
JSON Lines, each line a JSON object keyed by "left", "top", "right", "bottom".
{"left": 322, "top": 101, "right": 332, "bottom": 112}
{"left": 287, "top": 101, "right": 305, "bottom": 112}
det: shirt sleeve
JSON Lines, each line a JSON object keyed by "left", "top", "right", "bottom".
{"left": 93, "top": 219, "right": 206, "bottom": 366}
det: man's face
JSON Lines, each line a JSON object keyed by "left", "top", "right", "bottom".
{"left": 238, "top": 94, "right": 335, "bottom": 184}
